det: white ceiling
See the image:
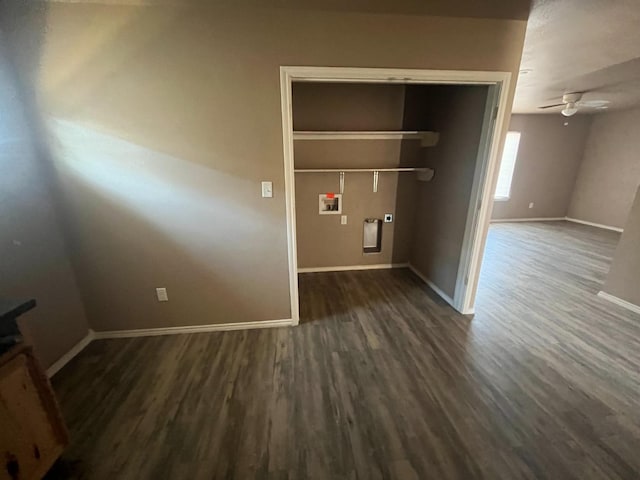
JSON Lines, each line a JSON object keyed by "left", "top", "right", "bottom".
{"left": 514, "top": 0, "right": 640, "bottom": 114}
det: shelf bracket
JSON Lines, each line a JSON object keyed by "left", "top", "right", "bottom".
{"left": 373, "top": 170, "right": 379, "bottom": 193}
{"left": 339, "top": 171, "right": 345, "bottom": 194}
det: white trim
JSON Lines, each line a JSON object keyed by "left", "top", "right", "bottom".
{"left": 295, "top": 167, "right": 428, "bottom": 173}
{"left": 294, "top": 131, "right": 427, "bottom": 141}
{"left": 408, "top": 264, "right": 456, "bottom": 309}
{"left": 490, "top": 217, "right": 566, "bottom": 223}
{"left": 280, "top": 68, "right": 300, "bottom": 326}
{"left": 293, "top": 131, "right": 439, "bottom": 146}
{"left": 454, "top": 84, "right": 500, "bottom": 314}
{"left": 489, "top": 217, "right": 624, "bottom": 232}
{"left": 597, "top": 291, "right": 640, "bottom": 315}
{"left": 284, "top": 66, "right": 512, "bottom": 85}
{"left": 455, "top": 73, "right": 512, "bottom": 315}
{"left": 46, "top": 329, "right": 95, "bottom": 378}
{"left": 93, "top": 319, "right": 294, "bottom": 339}
{"left": 298, "top": 263, "right": 408, "bottom": 273}
{"left": 565, "top": 217, "right": 623, "bottom": 233}
{"left": 48, "top": 320, "right": 295, "bottom": 375}
{"left": 280, "top": 66, "right": 513, "bottom": 322}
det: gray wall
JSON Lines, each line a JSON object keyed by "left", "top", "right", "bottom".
{"left": 293, "top": 83, "right": 418, "bottom": 268}
{"left": 0, "top": 39, "right": 90, "bottom": 369}
{"left": 492, "top": 114, "right": 592, "bottom": 220}
{"left": 5, "top": 3, "right": 526, "bottom": 331}
{"left": 568, "top": 108, "right": 640, "bottom": 228}
{"left": 603, "top": 187, "right": 640, "bottom": 306}
{"left": 406, "top": 85, "right": 490, "bottom": 298}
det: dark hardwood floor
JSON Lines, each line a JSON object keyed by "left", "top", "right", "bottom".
{"left": 47, "top": 221, "right": 640, "bottom": 479}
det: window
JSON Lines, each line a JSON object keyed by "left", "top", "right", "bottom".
{"left": 494, "top": 131, "right": 521, "bottom": 200}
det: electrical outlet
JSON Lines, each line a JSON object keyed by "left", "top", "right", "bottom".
{"left": 340, "top": 215, "right": 348, "bottom": 225}
{"left": 384, "top": 213, "right": 393, "bottom": 223}
{"left": 156, "top": 287, "right": 168, "bottom": 302}
{"left": 261, "top": 181, "right": 273, "bottom": 198}
{"left": 528, "top": 202, "right": 534, "bottom": 209}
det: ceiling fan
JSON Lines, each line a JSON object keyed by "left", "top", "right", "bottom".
{"left": 538, "top": 92, "right": 609, "bottom": 116}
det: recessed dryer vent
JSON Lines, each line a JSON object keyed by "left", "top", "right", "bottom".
{"left": 363, "top": 218, "right": 382, "bottom": 254}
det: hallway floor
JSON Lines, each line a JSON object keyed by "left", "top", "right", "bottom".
{"left": 48, "top": 221, "right": 640, "bottom": 479}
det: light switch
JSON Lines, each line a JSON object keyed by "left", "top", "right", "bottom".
{"left": 528, "top": 202, "right": 534, "bottom": 209}
{"left": 261, "top": 181, "right": 273, "bottom": 198}
{"left": 384, "top": 213, "right": 393, "bottom": 223}
{"left": 341, "top": 215, "right": 348, "bottom": 225}
{"left": 156, "top": 287, "right": 168, "bottom": 302}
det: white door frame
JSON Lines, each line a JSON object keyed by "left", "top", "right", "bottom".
{"left": 280, "top": 66, "right": 512, "bottom": 323}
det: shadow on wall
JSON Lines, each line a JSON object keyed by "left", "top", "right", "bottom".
{"left": 0, "top": 1, "right": 93, "bottom": 367}
{"left": 33, "top": 4, "right": 282, "bottom": 178}
{"left": 48, "top": 119, "right": 279, "bottom": 330}
{"left": 402, "top": 85, "right": 491, "bottom": 298}
{"left": 1, "top": 0, "right": 527, "bottom": 333}
{"left": 1, "top": 2, "right": 293, "bottom": 330}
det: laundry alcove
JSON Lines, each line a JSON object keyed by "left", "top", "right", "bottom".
{"left": 291, "top": 80, "right": 492, "bottom": 309}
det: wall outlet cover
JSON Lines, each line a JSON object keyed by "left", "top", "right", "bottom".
{"left": 341, "top": 215, "right": 348, "bottom": 225}
{"left": 156, "top": 287, "right": 168, "bottom": 302}
{"left": 528, "top": 202, "right": 534, "bottom": 209}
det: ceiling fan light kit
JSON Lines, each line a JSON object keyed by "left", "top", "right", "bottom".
{"left": 561, "top": 102, "right": 579, "bottom": 117}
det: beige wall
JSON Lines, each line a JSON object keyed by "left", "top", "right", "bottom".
{"left": 491, "top": 114, "right": 592, "bottom": 220}
{"left": 603, "top": 187, "right": 640, "bottom": 306}
{"left": 295, "top": 172, "right": 418, "bottom": 268}
{"left": 293, "top": 83, "right": 418, "bottom": 268}
{"left": 568, "top": 108, "right": 640, "bottom": 228}
{"left": 293, "top": 83, "right": 407, "bottom": 132}
{"left": 8, "top": 4, "right": 526, "bottom": 330}
{"left": 0, "top": 39, "right": 89, "bottom": 368}
{"left": 407, "top": 85, "right": 490, "bottom": 298}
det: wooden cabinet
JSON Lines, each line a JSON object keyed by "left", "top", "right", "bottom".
{"left": 0, "top": 345, "right": 68, "bottom": 480}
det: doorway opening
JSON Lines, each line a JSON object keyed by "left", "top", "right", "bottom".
{"left": 280, "top": 67, "right": 512, "bottom": 324}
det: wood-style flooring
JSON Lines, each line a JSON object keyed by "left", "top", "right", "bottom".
{"left": 47, "top": 221, "right": 640, "bottom": 479}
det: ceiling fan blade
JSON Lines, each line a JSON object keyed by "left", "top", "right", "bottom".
{"left": 577, "top": 99, "right": 609, "bottom": 108}
{"left": 538, "top": 103, "right": 565, "bottom": 109}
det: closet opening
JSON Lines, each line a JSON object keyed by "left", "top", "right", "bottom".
{"left": 280, "top": 67, "right": 511, "bottom": 324}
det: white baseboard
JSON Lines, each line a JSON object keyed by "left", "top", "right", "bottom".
{"left": 407, "top": 264, "right": 456, "bottom": 308}
{"left": 597, "top": 291, "right": 640, "bottom": 315}
{"left": 565, "top": 217, "right": 624, "bottom": 233}
{"left": 490, "top": 216, "right": 624, "bottom": 233}
{"left": 490, "top": 217, "right": 565, "bottom": 223}
{"left": 46, "top": 329, "right": 95, "bottom": 378}
{"left": 47, "top": 319, "right": 295, "bottom": 376}
{"left": 298, "top": 263, "right": 408, "bottom": 273}
{"left": 93, "top": 318, "right": 294, "bottom": 339}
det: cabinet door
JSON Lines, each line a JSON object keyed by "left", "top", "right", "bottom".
{"left": 0, "top": 354, "right": 63, "bottom": 480}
